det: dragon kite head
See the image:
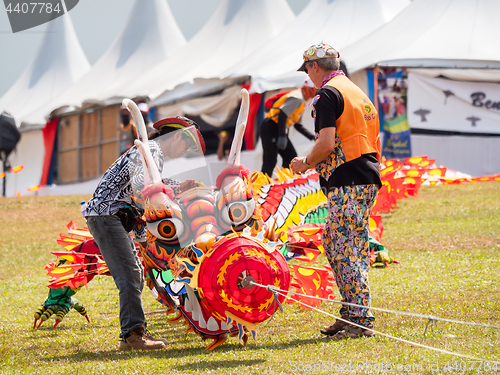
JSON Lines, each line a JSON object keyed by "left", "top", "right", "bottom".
{"left": 127, "top": 92, "right": 290, "bottom": 349}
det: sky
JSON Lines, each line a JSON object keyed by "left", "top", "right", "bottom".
{"left": 0, "top": 0, "right": 309, "bottom": 98}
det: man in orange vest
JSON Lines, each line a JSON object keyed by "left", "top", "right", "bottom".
{"left": 260, "top": 80, "right": 316, "bottom": 176}
{"left": 290, "top": 42, "right": 382, "bottom": 340}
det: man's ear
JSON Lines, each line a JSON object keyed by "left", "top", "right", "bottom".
{"left": 172, "top": 131, "right": 183, "bottom": 141}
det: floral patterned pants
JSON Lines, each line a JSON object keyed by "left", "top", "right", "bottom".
{"left": 323, "top": 184, "right": 378, "bottom": 326}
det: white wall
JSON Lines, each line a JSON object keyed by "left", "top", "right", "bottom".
{"left": 5, "top": 129, "right": 45, "bottom": 197}
{"left": 411, "top": 134, "right": 500, "bottom": 176}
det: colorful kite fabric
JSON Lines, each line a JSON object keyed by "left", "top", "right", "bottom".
{"left": 35, "top": 151, "right": 494, "bottom": 349}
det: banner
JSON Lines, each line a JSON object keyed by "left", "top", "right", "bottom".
{"left": 408, "top": 73, "right": 500, "bottom": 134}
{"left": 382, "top": 113, "right": 411, "bottom": 159}
{"left": 375, "top": 68, "right": 411, "bottom": 159}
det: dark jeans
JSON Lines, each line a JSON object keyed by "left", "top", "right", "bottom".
{"left": 86, "top": 215, "right": 145, "bottom": 338}
{"left": 260, "top": 118, "right": 297, "bottom": 176}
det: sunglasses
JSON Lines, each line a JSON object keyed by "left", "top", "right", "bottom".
{"left": 304, "top": 62, "right": 313, "bottom": 74}
{"left": 182, "top": 134, "right": 196, "bottom": 150}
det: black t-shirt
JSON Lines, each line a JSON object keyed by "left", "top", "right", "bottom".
{"left": 314, "top": 85, "right": 381, "bottom": 189}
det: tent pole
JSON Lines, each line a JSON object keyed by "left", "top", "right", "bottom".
{"left": 374, "top": 66, "right": 380, "bottom": 109}
{"left": 2, "top": 161, "right": 6, "bottom": 197}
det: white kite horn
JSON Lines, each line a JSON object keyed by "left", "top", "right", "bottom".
{"left": 227, "top": 89, "right": 249, "bottom": 166}
{"left": 122, "top": 99, "right": 161, "bottom": 186}
{"left": 134, "top": 139, "right": 162, "bottom": 186}
{"left": 122, "top": 99, "right": 148, "bottom": 145}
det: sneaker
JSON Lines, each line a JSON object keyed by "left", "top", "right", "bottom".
{"left": 330, "top": 324, "right": 375, "bottom": 340}
{"left": 320, "top": 319, "right": 350, "bottom": 336}
{"left": 118, "top": 326, "right": 166, "bottom": 351}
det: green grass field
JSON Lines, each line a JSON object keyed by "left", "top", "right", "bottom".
{"left": 0, "top": 182, "right": 499, "bottom": 374}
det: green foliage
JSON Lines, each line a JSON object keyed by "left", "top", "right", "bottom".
{"left": 0, "top": 184, "right": 499, "bottom": 374}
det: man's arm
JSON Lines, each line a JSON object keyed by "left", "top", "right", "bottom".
{"left": 290, "top": 127, "right": 336, "bottom": 174}
{"left": 290, "top": 86, "right": 342, "bottom": 174}
{"left": 294, "top": 123, "right": 315, "bottom": 141}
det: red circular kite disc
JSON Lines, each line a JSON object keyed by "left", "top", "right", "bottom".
{"left": 198, "top": 234, "right": 290, "bottom": 324}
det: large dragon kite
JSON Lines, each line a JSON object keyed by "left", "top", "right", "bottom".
{"left": 33, "top": 90, "right": 390, "bottom": 350}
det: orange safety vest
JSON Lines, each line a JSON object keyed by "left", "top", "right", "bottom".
{"left": 325, "top": 75, "right": 381, "bottom": 161}
{"left": 266, "top": 89, "right": 305, "bottom": 128}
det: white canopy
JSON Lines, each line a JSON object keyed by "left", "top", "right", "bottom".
{"left": 22, "top": 0, "right": 187, "bottom": 125}
{"left": 0, "top": 13, "right": 90, "bottom": 128}
{"left": 340, "top": 0, "right": 500, "bottom": 176}
{"left": 112, "top": 0, "right": 296, "bottom": 105}
{"left": 342, "top": 0, "right": 500, "bottom": 73}
{"left": 225, "top": 0, "right": 410, "bottom": 93}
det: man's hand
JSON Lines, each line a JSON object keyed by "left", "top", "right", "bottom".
{"left": 179, "top": 179, "right": 200, "bottom": 192}
{"left": 291, "top": 127, "right": 335, "bottom": 175}
{"left": 290, "top": 156, "right": 310, "bottom": 175}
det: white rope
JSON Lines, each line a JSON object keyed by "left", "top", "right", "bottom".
{"left": 266, "top": 286, "right": 500, "bottom": 365}
{"left": 251, "top": 282, "right": 500, "bottom": 330}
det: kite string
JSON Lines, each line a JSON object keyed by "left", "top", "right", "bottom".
{"left": 259, "top": 284, "right": 500, "bottom": 365}
{"left": 251, "top": 281, "right": 500, "bottom": 330}
{"left": 264, "top": 285, "right": 284, "bottom": 325}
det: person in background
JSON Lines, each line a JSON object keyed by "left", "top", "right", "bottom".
{"left": 260, "top": 80, "right": 316, "bottom": 176}
{"left": 84, "top": 116, "right": 205, "bottom": 351}
{"left": 137, "top": 102, "right": 157, "bottom": 137}
{"left": 396, "top": 96, "right": 407, "bottom": 116}
{"left": 119, "top": 102, "right": 157, "bottom": 155}
{"left": 290, "top": 42, "right": 381, "bottom": 340}
{"left": 119, "top": 106, "right": 135, "bottom": 154}
{"left": 217, "top": 129, "right": 234, "bottom": 161}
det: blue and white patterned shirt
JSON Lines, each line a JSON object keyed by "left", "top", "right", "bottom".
{"left": 85, "top": 140, "right": 178, "bottom": 217}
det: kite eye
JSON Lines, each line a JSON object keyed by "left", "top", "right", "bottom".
{"left": 147, "top": 218, "right": 186, "bottom": 243}
{"left": 220, "top": 199, "right": 255, "bottom": 228}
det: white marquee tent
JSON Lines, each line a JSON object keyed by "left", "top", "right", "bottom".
{"left": 4, "top": 0, "right": 186, "bottom": 197}
{"left": 7, "top": 0, "right": 296, "bottom": 197}
{"left": 0, "top": 12, "right": 90, "bottom": 198}
{"left": 149, "top": 0, "right": 413, "bottom": 175}
{"left": 225, "top": 0, "right": 411, "bottom": 94}
{"left": 123, "top": 0, "right": 298, "bottom": 138}
{"left": 0, "top": 13, "right": 90, "bottom": 127}
{"left": 112, "top": 0, "right": 296, "bottom": 107}
{"left": 341, "top": 0, "right": 500, "bottom": 72}
{"left": 340, "top": 0, "right": 500, "bottom": 176}
{"left": 190, "top": 0, "right": 409, "bottom": 174}
{"left": 22, "top": 0, "right": 187, "bottom": 126}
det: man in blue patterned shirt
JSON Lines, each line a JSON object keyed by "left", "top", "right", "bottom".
{"left": 85, "top": 116, "right": 205, "bottom": 351}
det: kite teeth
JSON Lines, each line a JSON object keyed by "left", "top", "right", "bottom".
{"left": 184, "top": 296, "right": 193, "bottom": 313}
{"left": 207, "top": 316, "right": 219, "bottom": 332}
